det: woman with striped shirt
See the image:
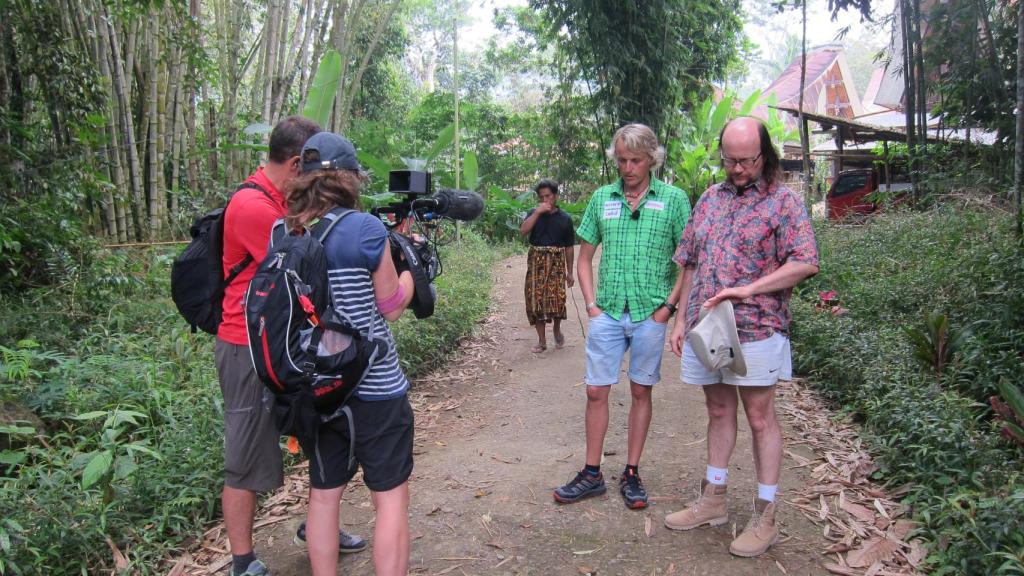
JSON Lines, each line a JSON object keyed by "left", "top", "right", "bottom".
{"left": 286, "top": 132, "right": 415, "bottom": 576}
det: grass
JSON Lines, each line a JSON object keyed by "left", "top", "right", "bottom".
{"left": 0, "top": 228, "right": 510, "bottom": 575}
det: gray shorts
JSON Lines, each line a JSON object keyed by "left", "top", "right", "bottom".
{"left": 215, "top": 339, "right": 283, "bottom": 492}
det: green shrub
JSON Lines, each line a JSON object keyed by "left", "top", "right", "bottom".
{"left": 793, "top": 207, "right": 1024, "bottom": 574}
{"left": 0, "top": 230, "right": 507, "bottom": 574}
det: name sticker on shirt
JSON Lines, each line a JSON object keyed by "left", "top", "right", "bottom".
{"left": 646, "top": 200, "right": 665, "bottom": 211}
{"left": 603, "top": 201, "right": 622, "bottom": 219}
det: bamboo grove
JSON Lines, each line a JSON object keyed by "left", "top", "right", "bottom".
{"left": 1, "top": 0, "right": 401, "bottom": 245}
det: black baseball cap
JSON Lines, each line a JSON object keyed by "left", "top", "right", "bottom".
{"left": 301, "top": 132, "right": 362, "bottom": 173}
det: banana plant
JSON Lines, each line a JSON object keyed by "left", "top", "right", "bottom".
{"left": 302, "top": 50, "right": 343, "bottom": 128}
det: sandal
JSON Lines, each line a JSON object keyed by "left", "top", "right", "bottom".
{"left": 554, "top": 334, "right": 566, "bottom": 349}
{"left": 531, "top": 344, "right": 547, "bottom": 353}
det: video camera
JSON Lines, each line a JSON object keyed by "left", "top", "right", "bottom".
{"left": 370, "top": 170, "right": 485, "bottom": 319}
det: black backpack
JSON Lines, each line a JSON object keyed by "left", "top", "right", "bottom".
{"left": 244, "top": 208, "right": 387, "bottom": 460}
{"left": 170, "top": 182, "right": 272, "bottom": 334}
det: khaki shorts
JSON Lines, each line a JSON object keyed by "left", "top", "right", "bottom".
{"left": 215, "top": 339, "right": 283, "bottom": 492}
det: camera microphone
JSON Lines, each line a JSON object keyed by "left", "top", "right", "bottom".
{"left": 419, "top": 188, "right": 485, "bottom": 221}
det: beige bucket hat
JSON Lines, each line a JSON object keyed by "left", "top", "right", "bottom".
{"left": 687, "top": 300, "right": 747, "bottom": 376}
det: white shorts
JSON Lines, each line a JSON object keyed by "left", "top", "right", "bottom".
{"left": 681, "top": 332, "right": 792, "bottom": 387}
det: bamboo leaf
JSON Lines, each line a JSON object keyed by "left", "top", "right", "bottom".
{"left": 302, "top": 50, "right": 342, "bottom": 127}
{"left": 73, "top": 411, "right": 108, "bottom": 421}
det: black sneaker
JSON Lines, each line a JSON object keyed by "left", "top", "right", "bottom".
{"left": 619, "top": 468, "right": 648, "bottom": 509}
{"left": 294, "top": 522, "right": 368, "bottom": 554}
{"left": 553, "top": 470, "right": 607, "bottom": 503}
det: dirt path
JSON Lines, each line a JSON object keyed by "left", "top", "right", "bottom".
{"left": 206, "top": 254, "right": 841, "bottom": 575}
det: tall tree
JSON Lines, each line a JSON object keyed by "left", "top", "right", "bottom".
{"left": 1016, "top": 0, "right": 1024, "bottom": 239}
{"left": 798, "top": 0, "right": 812, "bottom": 207}
{"left": 528, "top": 0, "right": 745, "bottom": 140}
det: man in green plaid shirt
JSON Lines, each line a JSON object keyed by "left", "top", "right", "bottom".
{"left": 553, "top": 123, "right": 691, "bottom": 510}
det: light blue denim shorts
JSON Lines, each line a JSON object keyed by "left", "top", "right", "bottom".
{"left": 585, "top": 312, "right": 668, "bottom": 386}
{"left": 681, "top": 332, "right": 792, "bottom": 386}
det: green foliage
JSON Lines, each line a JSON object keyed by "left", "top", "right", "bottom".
{"left": 792, "top": 207, "right": 1024, "bottom": 574}
{"left": 470, "top": 186, "right": 586, "bottom": 243}
{"left": 529, "top": 0, "right": 745, "bottom": 138}
{"left": 671, "top": 90, "right": 797, "bottom": 200}
{"left": 926, "top": 0, "right": 1017, "bottom": 141}
{"left": 0, "top": 229, "right": 506, "bottom": 574}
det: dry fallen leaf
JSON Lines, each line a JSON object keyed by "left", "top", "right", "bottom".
{"left": 839, "top": 499, "right": 876, "bottom": 523}
{"left": 823, "top": 563, "right": 860, "bottom": 575}
{"left": 905, "top": 539, "right": 927, "bottom": 567}
{"left": 846, "top": 537, "right": 898, "bottom": 568}
{"left": 890, "top": 519, "right": 919, "bottom": 540}
{"left": 824, "top": 542, "right": 852, "bottom": 554}
{"left": 644, "top": 515, "right": 653, "bottom": 537}
{"left": 775, "top": 559, "right": 788, "bottom": 574}
{"left": 577, "top": 566, "right": 595, "bottom": 575}
{"left": 864, "top": 560, "right": 884, "bottom": 576}
{"left": 103, "top": 536, "right": 129, "bottom": 573}
{"left": 873, "top": 498, "right": 890, "bottom": 519}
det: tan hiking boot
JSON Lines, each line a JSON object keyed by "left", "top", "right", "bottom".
{"left": 664, "top": 480, "right": 728, "bottom": 530}
{"left": 729, "top": 498, "right": 779, "bottom": 557}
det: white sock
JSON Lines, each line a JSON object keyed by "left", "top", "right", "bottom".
{"left": 706, "top": 466, "right": 728, "bottom": 485}
{"left": 757, "top": 483, "right": 778, "bottom": 502}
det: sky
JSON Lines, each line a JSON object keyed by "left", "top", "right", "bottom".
{"left": 461, "top": 0, "right": 897, "bottom": 67}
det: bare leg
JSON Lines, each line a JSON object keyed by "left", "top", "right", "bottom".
{"left": 223, "top": 486, "right": 256, "bottom": 556}
{"left": 307, "top": 486, "right": 343, "bottom": 576}
{"left": 625, "top": 381, "right": 653, "bottom": 466}
{"left": 738, "top": 385, "right": 782, "bottom": 485}
{"left": 533, "top": 321, "right": 547, "bottom": 349}
{"left": 584, "top": 385, "right": 611, "bottom": 466}
{"left": 371, "top": 482, "right": 411, "bottom": 576}
{"left": 553, "top": 318, "right": 564, "bottom": 347}
{"left": 703, "top": 384, "right": 739, "bottom": 469}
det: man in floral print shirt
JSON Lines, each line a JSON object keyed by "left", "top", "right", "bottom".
{"left": 664, "top": 117, "right": 819, "bottom": 557}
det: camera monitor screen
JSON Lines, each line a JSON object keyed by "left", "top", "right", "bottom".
{"left": 389, "top": 170, "right": 431, "bottom": 195}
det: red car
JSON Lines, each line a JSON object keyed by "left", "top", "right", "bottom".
{"left": 826, "top": 169, "right": 911, "bottom": 221}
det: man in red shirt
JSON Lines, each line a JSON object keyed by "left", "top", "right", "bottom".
{"left": 215, "top": 116, "right": 321, "bottom": 576}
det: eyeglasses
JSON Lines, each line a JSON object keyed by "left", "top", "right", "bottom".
{"left": 721, "top": 153, "right": 762, "bottom": 169}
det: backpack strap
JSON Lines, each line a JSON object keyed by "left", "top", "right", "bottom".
{"left": 222, "top": 181, "right": 279, "bottom": 280}
{"left": 269, "top": 218, "right": 288, "bottom": 248}
{"left": 235, "top": 180, "right": 274, "bottom": 203}
{"left": 311, "top": 207, "right": 356, "bottom": 242}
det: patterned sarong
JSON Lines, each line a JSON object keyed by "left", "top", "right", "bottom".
{"left": 525, "top": 246, "right": 567, "bottom": 325}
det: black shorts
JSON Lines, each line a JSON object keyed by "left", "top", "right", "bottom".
{"left": 299, "top": 395, "right": 414, "bottom": 492}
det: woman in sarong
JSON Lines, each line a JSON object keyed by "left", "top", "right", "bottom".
{"left": 520, "top": 179, "right": 576, "bottom": 353}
